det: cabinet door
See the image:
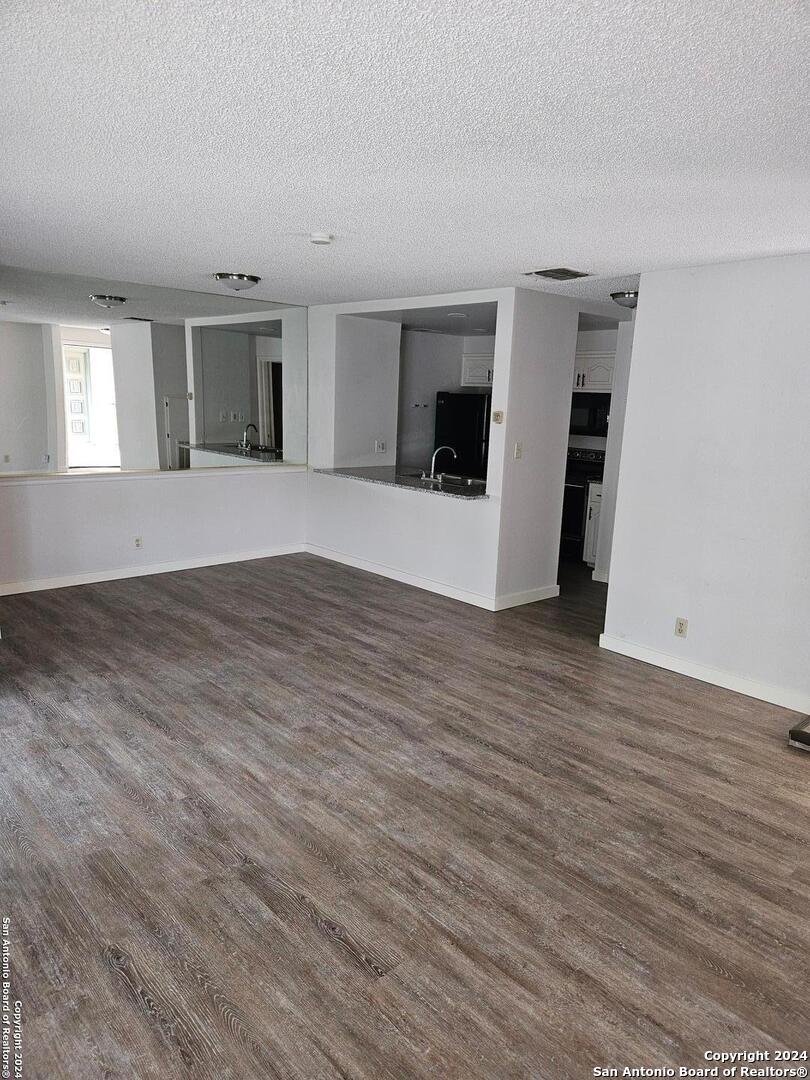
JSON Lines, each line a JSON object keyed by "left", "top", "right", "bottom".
{"left": 584, "top": 485, "right": 602, "bottom": 566}
{"left": 573, "top": 351, "right": 614, "bottom": 392}
{"left": 461, "top": 355, "right": 494, "bottom": 387}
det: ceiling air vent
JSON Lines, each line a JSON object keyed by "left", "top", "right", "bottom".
{"left": 525, "top": 268, "right": 590, "bottom": 281}
{"left": 123, "top": 316, "right": 153, "bottom": 322}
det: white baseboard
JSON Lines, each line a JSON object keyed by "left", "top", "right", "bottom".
{"left": 303, "top": 543, "right": 499, "bottom": 608}
{"left": 0, "top": 544, "right": 305, "bottom": 597}
{"left": 304, "top": 544, "right": 559, "bottom": 611}
{"left": 599, "top": 633, "right": 810, "bottom": 715}
{"left": 491, "top": 584, "right": 559, "bottom": 610}
{"left": 1, "top": 539, "right": 561, "bottom": 616}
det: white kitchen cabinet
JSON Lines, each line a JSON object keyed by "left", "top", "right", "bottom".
{"left": 461, "top": 353, "right": 494, "bottom": 387}
{"left": 583, "top": 481, "right": 602, "bottom": 566}
{"left": 573, "top": 351, "right": 614, "bottom": 392}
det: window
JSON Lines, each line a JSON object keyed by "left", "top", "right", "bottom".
{"left": 62, "top": 345, "right": 121, "bottom": 468}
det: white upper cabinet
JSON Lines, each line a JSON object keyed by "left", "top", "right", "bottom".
{"left": 573, "top": 350, "right": 614, "bottom": 392}
{"left": 461, "top": 353, "right": 494, "bottom": 387}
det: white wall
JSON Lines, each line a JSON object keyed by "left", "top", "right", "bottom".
{"left": 333, "top": 315, "right": 401, "bottom": 467}
{"left": 602, "top": 254, "right": 810, "bottom": 713}
{"left": 592, "top": 317, "right": 634, "bottom": 582}
{"left": 397, "top": 331, "right": 464, "bottom": 468}
{"left": 0, "top": 321, "right": 50, "bottom": 473}
{"left": 150, "top": 323, "right": 188, "bottom": 470}
{"left": 109, "top": 322, "right": 160, "bottom": 471}
{"left": 576, "top": 328, "right": 618, "bottom": 353}
{"left": 198, "top": 328, "right": 252, "bottom": 444}
{"left": 307, "top": 471, "right": 502, "bottom": 605}
{"left": 495, "top": 288, "right": 580, "bottom": 600}
{"left": 0, "top": 468, "right": 307, "bottom": 594}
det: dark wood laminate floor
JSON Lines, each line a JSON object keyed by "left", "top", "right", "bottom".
{"left": 1, "top": 554, "right": 807, "bottom": 1079}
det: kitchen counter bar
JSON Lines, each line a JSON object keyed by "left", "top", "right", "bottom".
{"left": 314, "top": 466, "right": 488, "bottom": 500}
{"left": 180, "top": 442, "right": 285, "bottom": 464}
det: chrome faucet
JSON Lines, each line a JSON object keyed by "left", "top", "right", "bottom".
{"left": 423, "top": 445, "right": 457, "bottom": 482}
{"left": 241, "top": 423, "right": 258, "bottom": 449}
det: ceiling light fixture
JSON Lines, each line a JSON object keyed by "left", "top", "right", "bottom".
{"left": 213, "top": 272, "right": 261, "bottom": 292}
{"left": 309, "top": 232, "right": 334, "bottom": 245}
{"left": 89, "top": 294, "right": 127, "bottom": 308}
{"left": 611, "top": 290, "right": 638, "bottom": 309}
{"left": 447, "top": 312, "right": 467, "bottom": 319}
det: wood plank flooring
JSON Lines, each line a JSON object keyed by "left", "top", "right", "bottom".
{"left": 0, "top": 554, "right": 807, "bottom": 1079}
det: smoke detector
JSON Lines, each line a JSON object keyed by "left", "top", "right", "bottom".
{"left": 309, "top": 232, "right": 334, "bottom": 245}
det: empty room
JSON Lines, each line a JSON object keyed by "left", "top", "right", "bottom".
{"left": 1, "top": 2, "right": 808, "bottom": 1078}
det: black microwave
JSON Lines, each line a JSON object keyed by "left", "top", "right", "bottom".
{"left": 570, "top": 392, "right": 610, "bottom": 437}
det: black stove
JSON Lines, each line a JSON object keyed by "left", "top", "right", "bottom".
{"left": 561, "top": 447, "right": 606, "bottom": 561}
{"left": 567, "top": 447, "right": 606, "bottom": 466}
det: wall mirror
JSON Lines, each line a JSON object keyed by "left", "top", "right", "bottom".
{"left": 184, "top": 309, "right": 308, "bottom": 469}
{"left": 0, "top": 266, "right": 307, "bottom": 477}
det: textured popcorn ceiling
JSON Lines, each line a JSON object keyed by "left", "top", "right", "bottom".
{"left": 0, "top": 0, "right": 807, "bottom": 307}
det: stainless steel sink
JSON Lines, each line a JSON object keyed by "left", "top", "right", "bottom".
{"left": 415, "top": 471, "right": 486, "bottom": 494}
{"left": 439, "top": 474, "right": 486, "bottom": 489}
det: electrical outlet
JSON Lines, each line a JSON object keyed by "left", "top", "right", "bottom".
{"left": 514, "top": 441, "right": 523, "bottom": 460}
{"left": 3, "top": 454, "right": 9, "bottom": 463}
{"left": 674, "top": 616, "right": 688, "bottom": 638}
{"left": 374, "top": 439, "right": 387, "bottom": 454}
{"left": 219, "top": 410, "right": 227, "bottom": 423}
{"left": 492, "top": 410, "right": 504, "bottom": 424}
{"left": 238, "top": 411, "right": 245, "bottom": 422}
{"left": 134, "top": 536, "right": 144, "bottom": 549}
{"left": 230, "top": 411, "right": 239, "bottom": 422}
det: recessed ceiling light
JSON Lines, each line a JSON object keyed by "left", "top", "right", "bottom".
{"left": 447, "top": 312, "right": 467, "bottom": 319}
{"left": 611, "top": 290, "right": 638, "bottom": 308}
{"left": 309, "top": 232, "right": 334, "bottom": 245}
{"left": 89, "top": 294, "right": 127, "bottom": 308}
{"left": 213, "top": 272, "right": 261, "bottom": 292}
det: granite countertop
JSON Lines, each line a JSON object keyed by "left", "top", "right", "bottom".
{"left": 314, "top": 465, "right": 489, "bottom": 500}
{"left": 180, "top": 442, "right": 283, "bottom": 463}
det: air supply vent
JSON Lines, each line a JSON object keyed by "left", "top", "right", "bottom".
{"left": 123, "top": 316, "right": 153, "bottom": 322}
{"left": 525, "top": 268, "right": 590, "bottom": 281}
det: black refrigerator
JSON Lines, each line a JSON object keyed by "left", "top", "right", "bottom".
{"left": 434, "top": 392, "right": 491, "bottom": 480}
